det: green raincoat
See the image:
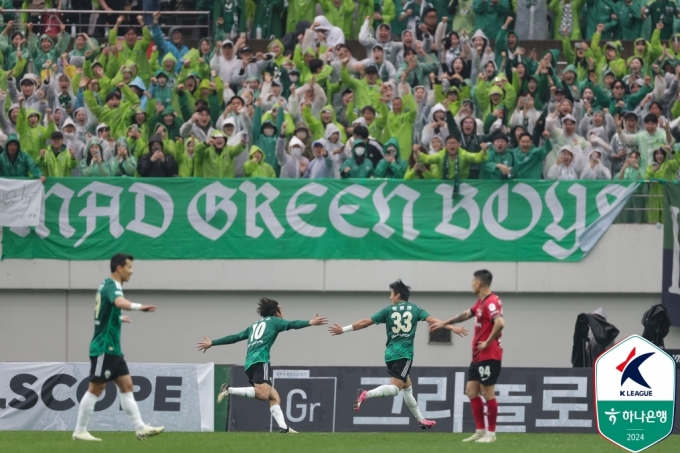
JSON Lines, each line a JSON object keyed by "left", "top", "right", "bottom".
{"left": 244, "top": 145, "right": 277, "bottom": 178}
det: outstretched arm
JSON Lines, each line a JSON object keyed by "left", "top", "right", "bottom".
{"left": 113, "top": 297, "right": 156, "bottom": 312}
{"left": 328, "top": 318, "right": 374, "bottom": 336}
{"left": 281, "top": 313, "right": 328, "bottom": 330}
{"left": 429, "top": 309, "right": 474, "bottom": 331}
{"left": 197, "top": 328, "right": 249, "bottom": 353}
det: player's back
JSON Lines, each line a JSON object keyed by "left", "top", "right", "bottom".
{"left": 371, "top": 302, "right": 430, "bottom": 362}
{"left": 243, "top": 317, "right": 298, "bottom": 369}
{"left": 89, "top": 278, "right": 124, "bottom": 357}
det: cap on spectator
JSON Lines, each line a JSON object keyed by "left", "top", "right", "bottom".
{"left": 239, "top": 46, "right": 254, "bottom": 54}
{"left": 312, "top": 140, "right": 325, "bottom": 148}
{"left": 51, "top": 131, "right": 63, "bottom": 140}
{"left": 554, "top": 87, "right": 566, "bottom": 96}
{"left": 222, "top": 40, "right": 234, "bottom": 47}
{"left": 364, "top": 65, "right": 378, "bottom": 75}
{"left": 623, "top": 111, "right": 639, "bottom": 120}
{"left": 271, "top": 79, "right": 282, "bottom": 87}
{"left": 562, "top": 114, "right": 577, "bottom": 123}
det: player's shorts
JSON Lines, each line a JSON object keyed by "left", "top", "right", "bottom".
{"left": 386, "top": 359, "right": 412, "bottom": 383}
{"left": 89, "top": 353, "right": 129, "bottom": 382}
{"left": 245, "top": 362, "right": 272, "bottom": 386}
{"left": 467, "top": 360, "right": 502, "bottom": 386}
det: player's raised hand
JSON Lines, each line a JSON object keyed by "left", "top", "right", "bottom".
{"left": 448, "top": 325, "right": 469, "bottom": 337}
{"left": 197, "top": 336, "right": 212, "bottom": 353}
{"left": 309, "top": 313, "right": 328, "bottom": 326}
{"left": 328, "top": 323, "right": 344, "bottom": 336}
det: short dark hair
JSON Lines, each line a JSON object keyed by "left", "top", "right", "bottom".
{"left": 105, "top": 92, "right": 121, "bottom": 102}
{"left": 110, "top": 253, "right": 133, "bottom": 272}
{"left": 257, "top": 297, "right": 281, "bottom": 317}
{"left": 519, "top": 132, "right": 533, "bottom": 141}
{"left": 196, "top": 105, "right": 210, "bottom": 115}
{"left": 362, "top": 105, "right": 376, "bottom": 115}
{"left": 51, "top": 131, "right": 63, "bottom": 140}
{"left": 309, "top": 58, "right": 324, "bottom": 74}
{"left": 473, "top": 269, "right": 493, "bottom": 287}
{"left": 445, "top": 135, "right": 460, "bottom": 143}
{"left": 644, "top": 113, "right": 658, "bottom": 124}
{"left": 353, "top": 125, "right": 369, "bottom": 139}
{"left": 195, "top": 99, "right": 209, "bottom": 110}
{"left": 389, "top": 279, "right": 411, "bottom": 302}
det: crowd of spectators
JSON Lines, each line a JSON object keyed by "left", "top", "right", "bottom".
{"left": 0, "top": 1, "right": 680, "bottom": 223}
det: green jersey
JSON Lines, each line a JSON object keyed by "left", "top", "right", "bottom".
{"left": 89, "top": 278, "right": 124, "bottom": 357}
{"left": 371, "top": 302, "right": 430, "bottom": 362}
{"left": 211, "top": 317, "right": 311, "bottom": 370}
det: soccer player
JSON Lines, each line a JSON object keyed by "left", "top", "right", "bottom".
{"left": 197, "top": 298, "right": 328, "bottom": 433}
{"left": 328, "top": 279, "right": 468, "bottom": 430}
{"left": 72, "top": 253, "right": 164, "bottom": 442}
{"left": 430, "top": 269, "right": 505, "bottom": 443}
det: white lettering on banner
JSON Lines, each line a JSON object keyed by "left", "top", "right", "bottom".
{"left": 329, "top": 184, "right": 371, "bottom": 238}
{"left": 286, "top": 389, "right": 308, "bottom": 422}
{"left": 435, "top": 183, "right": 480, "bottom": 240}
{"left": 187, "top": 182, "right": 238, "bottom": 240}
{"left": 542, "top": 183, "right": 586, "bottom": 260}
{"left": 352, "top": 378, "right": 409, "bottom": 425}
{"left": 285, "top": 183, "right": 328, "bottom": 238}
{"left": 669, "top": 206, "right": 680, "bottom": 295}
{"left": 372, "top": 182, "right": 421, "bottom": 241}
{"left": 10, "top": 183, "right": 76, "bottom": 239}
{"left": 495, "top": 384, "right": 532, "bottom": 433}
{"left": 74, "top": 182, "right": 124, "bottom": 248}
{"left": 239, "top": 181, "right": 284, "bottom": 239}
{"left": 595, "top": 184, "right": 630, "bottom": 216}
{"left": 483, "top": 183, "right": 542, "bottom": 240}
{"left": 535, "top": 377, "right": 592, "bottom": 428}
{"left": 126, "top": 183, "right": 174, "bottom": 238}
{"left": 0, "top": 362, "right": 214, "bottom": 432}
{"left": 273, "top": 370, "right": 311, "bottom": 379}
{"left": 417, "top": 377, "right": 451, "bottom": 419}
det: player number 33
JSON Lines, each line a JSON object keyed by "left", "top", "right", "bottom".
{"left": 391, "top": 311, "right": 413, "bottom": 334}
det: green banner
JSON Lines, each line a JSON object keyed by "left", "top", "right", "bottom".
{"left": 1, "top": 178, "right": 638, "bottom": 262}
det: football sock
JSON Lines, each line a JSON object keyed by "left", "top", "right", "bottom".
{"left": 120, "top": 391, "right": 145, "bottom": 431}
{"left": 402, "top": 387, "right": 425, "bottom": 422}
{"left": 366, "top": 384, "right": 400, "bottom": 398}
{"left": 486, "top": 398, "right": 498, "bottom": 433}
{"left": 74, "top": 391, "right": 98, "bottom": 433}
{"left": 228, "top": 387, "right": 256, "bottom": 398}
{"left": 270, "top": 404, "right": 288, "bottom": 429}
{"left": 469, "top": 396, "right": 486, "bottom": 430}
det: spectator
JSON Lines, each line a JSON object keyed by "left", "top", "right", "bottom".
{"left": 645, "top": 146, "right": 680, "bottom": 223}
{"left": 472, "top": 0, "right": 510, "bottom": 43}
{"left": 194, "top": 131, "right": 247, "bottom": 178}
{"left": 547, "top": 146, "right": 583, "bottom": 180}
{"left": 416, "top": 134, "right": 488, "bottom": 179}
{"left": 244, "top": 145, "right": 277, "bottom": 177}
{"left": 0, "top": 134, "right": 44, "bottom": 180}
{"left": 479, "top": 133, "right": 515, "bottom": 180}
{"left": 580, "top": 149, "right": 612, "bottom": 179}
{"left": 375, "top": 138, "right": 407, "bottom": 178}
{"left": 138, "top": 135, "right": 178, "bottom": 177}
{"left": 112, "top": 137, "right": 138, "bottom": 176}
{"left": 80, "top": 139, "right": 114, "bottom": 176}
{"left": 341, "top": 139, "right": 375, "bottom": 178}
{"left": 37, "top": 131, "right": 77, "bottom": 177}
{"left": 616, "top": 113, "right": 670, "bottom": 173}
{"left": 512, "top": 131, "right": 552, "bottom": 179}
{"left": 303, "top": 140, "right": 334, "bottom": 178}
{"left": 585, "top": 0, "right": 618, "bottom": 39}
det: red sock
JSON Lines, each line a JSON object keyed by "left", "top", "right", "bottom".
{"left": 469, "top": 396, "right": 486, "bottom": 430}
{"left": 486, "top": 398, "right": 498, "bottom": 432}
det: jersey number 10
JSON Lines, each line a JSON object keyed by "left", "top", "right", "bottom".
{"left": 391, "top": 311, "right": 413, "bottom": 333}
{"left": 250, "top": 322, "right": 266, "bottom": 342}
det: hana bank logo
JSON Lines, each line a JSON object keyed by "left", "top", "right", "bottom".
{"left": 617, "top": 347, "right": 654, "bottom": 396}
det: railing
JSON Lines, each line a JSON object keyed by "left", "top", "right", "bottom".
{"left": 618, "top": 180, "right": 665, "bottom": 225}
{"left": 1, "top": 9, "right": 211, "bottom": 38}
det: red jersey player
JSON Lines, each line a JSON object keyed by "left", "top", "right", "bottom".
{"left": 430, "top": 269, "right": 505, "bottom": 443}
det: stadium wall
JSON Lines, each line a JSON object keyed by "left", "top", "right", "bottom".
{"left": 1, "top": 224, "right": 679, "bottom": 367}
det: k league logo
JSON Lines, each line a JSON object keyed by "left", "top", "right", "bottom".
{"left": 595, "top": 335, "right": 676, "bottom": 453}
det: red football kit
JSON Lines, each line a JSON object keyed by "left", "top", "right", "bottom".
{"left": 470, "top": 293, "right": 503, "bottom": 362}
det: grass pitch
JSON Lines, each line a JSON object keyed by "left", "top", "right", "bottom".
{"left": 0, "top": 432, "right": 678, "bottom": 453}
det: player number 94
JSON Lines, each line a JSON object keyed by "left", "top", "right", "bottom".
{"left": 391, "top": 312, "right": 413, "bottom": 334}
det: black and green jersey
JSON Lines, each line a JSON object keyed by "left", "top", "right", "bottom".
{"left": 212, "top": 317, "right": 311, "bottom": 370}
{"left": 89, "top": 278, "right": 124, "bottom": 357}
{"left": 371, "top": 302, "right": 430, "bottom": 362}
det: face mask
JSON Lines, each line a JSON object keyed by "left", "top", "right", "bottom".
{"left": 290, "top": 146, "right": 303, "bottom": 158}
{"left": 63, "top": 132, "right": 75, "bottom": 140}
{"left": 355, "top": 147, "right": 365, "bottom": 156}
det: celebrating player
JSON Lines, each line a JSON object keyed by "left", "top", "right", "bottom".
{"left": 328, "top": 279, "right": 468, "bottom": 430}
{"left": 72, "top": 253, "right": 164, "bottom": 442}
{"left": 197, "top": 298, "right": 327, "bottom": 433}
{"left": 430, "top": 269, "right": 505, "bottom": 443}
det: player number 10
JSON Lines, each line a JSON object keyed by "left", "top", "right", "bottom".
{"left": 391, "top": 311, "right": 413, "bottom": 333}
{"left": 250, "top": 322, "right": 266, "bottom": 341}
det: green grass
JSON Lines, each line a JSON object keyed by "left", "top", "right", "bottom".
{"left": 0, "top": 432, "right": 678, "bottom": 453}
